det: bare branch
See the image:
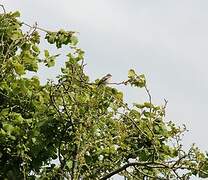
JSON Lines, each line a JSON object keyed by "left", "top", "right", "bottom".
{"left": 0, "top": 4, "right": 6, "bottom": 14}
{"left": 163, "top": 98, "right": 168, "bottom": 108}
{"left": 144, "top": 85, "right": 152, "bottom": 106}
{"left": 108, "top": 80, "right": 129, "bottom": 85}
{"left": 100, "top": 162, "right": 170, "bottom": 180}
{"left": 22, "top": 22, "right": 51, "bottom": 33}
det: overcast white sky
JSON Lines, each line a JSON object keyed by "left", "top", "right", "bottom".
{"left": 4, "top": 1, "right": 208, "bottom": 152}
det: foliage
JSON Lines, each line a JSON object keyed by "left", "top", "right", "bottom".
{"left": 0, "top": 6, "right": 208, "bottom": 180}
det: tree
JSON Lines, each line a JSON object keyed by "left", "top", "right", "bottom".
{"left": 0, "top": 5, "right": 208, "bottom": 180}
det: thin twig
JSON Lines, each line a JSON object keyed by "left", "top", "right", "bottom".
{"left": 22, "top": 22, "right": 51, "bottom": 33}
{"left": 0, "top": 4, "right": 6, "bottom": 14}
{"left": 163, "top": 98, "right": 168, "bottom": 110}
{"left": 144, "top": 85, "right": 152, "bottom": 106}
{"left": 108, "top": 80, "right": 128, "bottom": 85}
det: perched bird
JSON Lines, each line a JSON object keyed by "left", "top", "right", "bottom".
{"left": 97, "top": 74, "right": 112, "bottom": 86}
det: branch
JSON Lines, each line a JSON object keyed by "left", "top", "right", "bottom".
{"left": 134, "top": 166, "right": 156, "bottom": 179}
{"left": 108, "top": 80, "right": 128, "bottom": 85}
{"left": 171, "top": 155, "right": 187, "bottom": 168}
{"left": 0, "top": 4, "right": 6, "bottom": 14}
{"left": 100, "top": 162, "right": 169, "bottom": 180}
{"left": 163, "top": 98, "right": 168, "bottom": 109}
{"left": 100, "top": 155, "right": 200, "bottom": 180}
{"left": 85, "top": 80, "right": 128, "bottom": 86}
{"left": 22, "top": 21, "right": 78, "bottom": 36}
{"left": 0, "top": 90, "right": 9, "bottom": 99}
{"left": 144, "top": 85, "right": 152, "bottom": 106}
{"left": 22, "top": 22, "right": 51, "bottom": 33}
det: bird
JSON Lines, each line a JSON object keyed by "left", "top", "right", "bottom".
{"left": 97, "top": 74, "right": 112, "bottom": 86}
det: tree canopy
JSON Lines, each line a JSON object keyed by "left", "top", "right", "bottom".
{"left": 1, "top": 6, "right": 208, "bottom": 180}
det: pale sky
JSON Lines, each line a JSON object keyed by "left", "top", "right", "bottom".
{"left": 4, "top": 1, "right": 208, "bottom": 153}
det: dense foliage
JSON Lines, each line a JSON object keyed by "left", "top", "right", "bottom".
{"left": 1, "top": 6, "right": 208, "bottom": 180}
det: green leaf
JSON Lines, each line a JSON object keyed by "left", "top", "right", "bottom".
{"left": 12, "top": 11, "right": 20, "bottom": 17}
{"left": 13, "top": 113, "right": 24, "bottom": 124}
{"left": 46, "top": 57, "right": 55, "bottom": 67}
{"left": 14, "top": 62, "right": 25, "bottom": 75}
{"left": 139, "top": 150, "right": 149, "bottom": 161}
{"left": 128, "top": 69, "right": 136, "bottom": 78}
{"left": 66, "top": 160, "right": 73, "bottom": 169}
{"left": 115, "top": 92, "right": 123, "bottom": 101}
{"left": 71, "top": 35, "right": 78, "bottom": 46}
{"left": 0, "top": 129, "right": 6, "bottom": 135}
{"left": 3, "top": 123, "right": 14, "bottom": 135}
{"left": 45, "top": 32, "right": 56, "bottom": 44}
{"left": 32, "top": 138, "right": 36, "bottom": 143}
{"left": 44, "top": 50, "right": 50, "bottom": 58}
{"left": 32, "top": 45, "right": 40, "bottom": 54}
{"left": 143, "top": 102, "right": 152, "bottom": 108}
{"left": 11, "top": 31, "right": 22, "bottom": 41}
{"left": 31, "top": 76, "right": 40, "bottom": 88}
{"left": 134, "top": 103, "right": 144, "bottom": 109}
